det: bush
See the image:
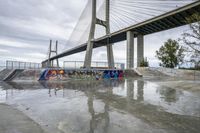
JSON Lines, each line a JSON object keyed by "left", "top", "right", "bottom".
{"left": 140, "top": 58, "right": 149, "bottom": 67}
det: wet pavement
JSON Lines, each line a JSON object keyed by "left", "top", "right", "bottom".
{"left": 0, "top": 103, "right": 45, "bottom": 133}
{"left": 0, "top": 78, "right": 200, "bottom": 133}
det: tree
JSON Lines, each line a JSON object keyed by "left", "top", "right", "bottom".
{"left": 156, "top": 39, "right": 185, "bottom": 68}
{"left": 181, "top": 13, "right": 200, "bottom": 53}
{"left": 180, "top": 13, "right": 200, "bottom": 66}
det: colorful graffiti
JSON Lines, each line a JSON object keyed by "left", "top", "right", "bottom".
{"left": 103, "top": 70, "right": 124, "bottom": 80}
{"left": 39, "top": 69, "right": 124, "bottom": 81}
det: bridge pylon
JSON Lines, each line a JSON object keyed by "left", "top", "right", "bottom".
{"left": 84, "top": 0, "right": 115, "bottom": 69}
{"left": 47, "top": 40, "right": 59, "bottom": 68}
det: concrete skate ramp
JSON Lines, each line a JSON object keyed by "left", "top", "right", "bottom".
{"left": 124, "top": 69, "right": 143, "bottom": 77}
{"left": 0, "top": 69, "right": 12, "bottom": 81}
{"left": 3, "top": 69, "right": 24, "bottom": 81}
{"left": 0, "top": 69, "right": 43, "bottom": 81}
{"left": 136, "top": 67, "right": 169, "bottom": 77}
{"left": 12, "top": 69, "right": 43, "bottom": 81}
{"left": 137, "top": 67, "right": 200, "bottom": 80}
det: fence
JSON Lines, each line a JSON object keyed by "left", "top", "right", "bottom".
{"left": 6, "top": 60, "right": 41, "bottom": 69}
{"left": 63, "top": 61, "right": 125, "bottom": 69}
{"left": 0, "top": 66, "right": 6, "bottom": 71}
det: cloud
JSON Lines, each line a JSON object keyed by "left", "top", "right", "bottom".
{"left": 0, "top": 0, "right": 88, "bottom": 63}
{"left": 0, "top": 49, "right": 9, "bottom": 53}
{"left": 0, "top": 15, "right": 77, "bottom": 41}
{"left": 0, "top": 38, "right": 37, "bottom": 48}
{"left": 26, "top": 53, "right": 46, "bottom": 59}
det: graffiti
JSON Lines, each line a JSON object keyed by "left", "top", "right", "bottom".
{"left": 103, "top": 70, "right": 124, "bottom": 80}
{"left": 39, "top": 69, "right": 124, "bottom": 81}
{"left": 39, "top": 69, "right": 67, "bottom": 80}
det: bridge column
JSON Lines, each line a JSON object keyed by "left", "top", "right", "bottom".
{"left": 107, "top": 44, "right": 114, "bottom": 68}
{"left": 45, "top": 62, "right": 47, "bottom": 68}
{"left": 55, "top": 40, "right": 59, "bottom": 67}
{"left": 42, "top": 62, "right": 46, "bottom": 68}
{"left": 137, "top": 35, "right": 144, "bottom": 67}
{"left": 126, "top": 31, "right": 135, "bottom": 69}
{"left": 106, "top": 0, "right": 114, "bottom": 69}
{"left": 47, "top": 40, "right": 52, "bottom": 68}
{"left": 84, "top": 0, "right": 96, "bottom": 69}
{"left": 51, "top": 60, "right": 53, "bottom": 67}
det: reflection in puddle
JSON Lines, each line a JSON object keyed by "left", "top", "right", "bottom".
{"left": 0, "top": 79, "right": 200, "bottom": 133}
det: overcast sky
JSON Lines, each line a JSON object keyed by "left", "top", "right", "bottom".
{"left": 0, "top": 0, "right": 191, "bottom": 67}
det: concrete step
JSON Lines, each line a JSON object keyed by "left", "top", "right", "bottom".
{"left": 0, "top": 69, "right": 12, "bottom": 81}
{"left": 3, "top": 69, "right": 24, "bottom": 81}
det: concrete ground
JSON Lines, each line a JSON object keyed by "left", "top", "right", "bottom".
{"left": 0, "top": 103, "right": 45, "bottom": 133}
{"left": 0, "top": 78, "right": 200, "bottom": 133}
{"left": 0, "top": 66, "right": 200, "bottom": 133}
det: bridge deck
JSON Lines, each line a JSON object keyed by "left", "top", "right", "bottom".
{"left": 42, "top": 1, "right": 200, "bottom": 63}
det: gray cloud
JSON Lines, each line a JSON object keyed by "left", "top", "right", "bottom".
{"left": 0, "top": 0, "right": 87, "bottom": 65}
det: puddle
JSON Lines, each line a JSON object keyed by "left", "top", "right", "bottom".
{"left": 0, "top": 79, "right": 200, "bottom": 133}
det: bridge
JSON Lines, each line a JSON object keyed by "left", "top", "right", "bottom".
{"left": 42, "top": 0, "right": 200, "bottom": 69}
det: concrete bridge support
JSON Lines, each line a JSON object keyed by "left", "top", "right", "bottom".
{"left": 84, "top": 0, "right": 96, "bottom": 69}
{"left": 84, "top": 0, "right": 114, "bottom": 69}
{"left": 107, "top": 44, "right": 114, "bottom": 68}
{"left": 137, "top": 35, "right": 144, "bottom": 67}
{"left": 126, "top": 31, "right": 135, "bottom": 69}
{"left": 47, "top": 40, "right": 52, "bottom": 67}
{"left": 126, "top": 32, "right": 144, "bottom": 69}
{"left": 106, "top": 0, "right": 114, "bottom": 68}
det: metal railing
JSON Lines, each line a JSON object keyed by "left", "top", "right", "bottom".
{"left": 0, "top": 66, "right": 6, "bottom": 71}
{"left": 6, "top": 60, "right": 41, "bottom": 70}
{"left": 63, "top": 61, "right": 125, "bottom": 69}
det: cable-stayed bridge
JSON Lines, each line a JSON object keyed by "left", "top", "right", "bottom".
{"left": 42, "top": 0, "right": 200, "bottom": 69}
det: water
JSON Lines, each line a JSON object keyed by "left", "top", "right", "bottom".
{"left": 0, "top": 79, "right": 200, "bottom": 133}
